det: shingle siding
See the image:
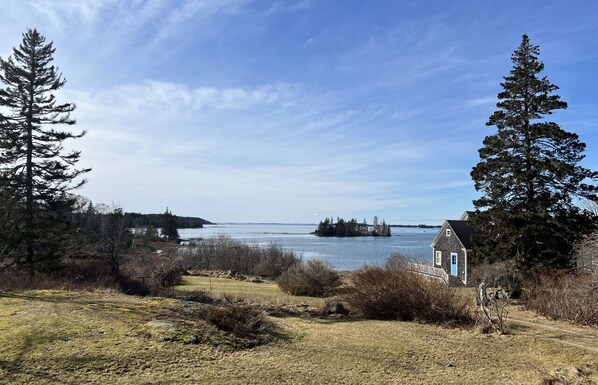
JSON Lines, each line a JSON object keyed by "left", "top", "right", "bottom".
{"left": 433, "top": 223, "right": 465, "bottom": 279}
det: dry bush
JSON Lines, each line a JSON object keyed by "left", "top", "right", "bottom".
{"left": 344, "top": 257, "right": 473, "bottom": 325}
{"left": 179, "top": 236, "right": 300, "bottom": 278}
{"left": 121, "top": 253, "right": 185, "bottom": 294}
{"left": 0, "top": 253, "right": 187, "bottom": 297}
{"left": 0, "top": 270, "right": 74, "bottom": 291}
{"left": 253, "top": 243, "right": 299, "bottom": 278}
{"left": 471, "top": 260, "right": 523, "bottom": 298}
{"left": 525, "top": 273, "right": 598, "bottom": 326}
{"left": 574, "top": 231, "right": 598, "bottom": 274}
{"left": 204, "top": 304, "right": 274, "bottom": 337}
{"left": 0, "top": 258, "right": 120, "bottom": 291}
{"left": 276, "top": 259, "right": 341, "bottom": 297}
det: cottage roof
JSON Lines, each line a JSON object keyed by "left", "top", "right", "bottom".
{"left": 446, "top": 220, "right": 475, "bottom": 249}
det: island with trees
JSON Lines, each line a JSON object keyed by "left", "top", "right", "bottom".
{"left": 314, "top": 216, "right": 391, "bottom": 237}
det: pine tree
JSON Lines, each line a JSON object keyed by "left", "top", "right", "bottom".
{"left": 161, "top": 208, "right": 179, "bottom": 242}
{"left": 0, "top": 29, "right": 89, "bottom": 274}
{"left": 470, "top": 35, "right": 597, "bottom": 271}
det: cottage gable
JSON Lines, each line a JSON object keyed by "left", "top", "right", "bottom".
{"left": 430, "top": 213, "right": 475, "bottom": 286}
{"left": 445, "top": 220, "right": 474, "bottom": 250}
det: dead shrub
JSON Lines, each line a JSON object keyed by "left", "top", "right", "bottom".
{"left": 204, "top": 304, "right": 274, "bottom": 337}
{"left": 0, "top": 258, "right": 119, "bottom": 291}
{"left": 0, "top": 253, "right": 187, "bottom": 297}
{"left": 524, "top": 273, "right": 598, "bottom": 326}
{"left": 344, "top": 257, "right": 473, "bottom": 325}
{"left": 120, "top": 253, "right": 184, "bottom": 294}
{"left": 276, "top": 259, "right": 341, "bottom": 297}
{"left": 0, "top": 270, "right": 68, "bottom": 291}
{"left": 471, "top": 260, "right": 523, "bottom": 298}
{"left": 574, "top": 231, "right": 598, "bottom": 274}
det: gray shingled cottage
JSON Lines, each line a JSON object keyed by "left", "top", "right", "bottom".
{"left": 430, "top": 212, "right": 475, "bottom": 286}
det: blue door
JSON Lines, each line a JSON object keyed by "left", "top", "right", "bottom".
{"left": 450, "top": 253, "right": 458, "bottom": 276}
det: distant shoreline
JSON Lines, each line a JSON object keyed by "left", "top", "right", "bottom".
{"left": 205, "top": 223, "right": 441, "bottom": 228}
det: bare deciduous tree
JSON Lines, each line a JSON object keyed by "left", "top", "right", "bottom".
{"left": 574, "top": 231, "right": 598, "bottom": 274}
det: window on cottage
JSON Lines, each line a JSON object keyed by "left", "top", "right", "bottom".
{"left": 435, "top": 251, "right": 442, "bottom": 265}
{"left": 446, "top": 229, "right": 451, "bottom": 236}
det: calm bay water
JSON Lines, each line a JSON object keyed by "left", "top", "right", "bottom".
{"left": 178, "top": 223, "right": 436, "bottom": 271}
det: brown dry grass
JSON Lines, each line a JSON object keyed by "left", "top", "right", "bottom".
{"left": 0, "top": 278, "right": 597, "bottom": 384}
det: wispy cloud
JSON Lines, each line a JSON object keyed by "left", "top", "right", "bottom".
{"left": 264, "top": 0, "right": 310, "bottom": 16}
{"left": 467, "top": 96, "right": 496, "bottom": 106}
{"left": 63, "top": 78, "right": 471, "bottom": 221}
{"left": 5, "top": 1, "right": 596, "bottom": 223}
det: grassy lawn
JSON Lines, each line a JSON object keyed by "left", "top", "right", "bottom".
{"left": 177, "top": 275, "right": 327, "bottom": 308}
{"left": 0, "top": 278, "right": 597, "bottom": 384}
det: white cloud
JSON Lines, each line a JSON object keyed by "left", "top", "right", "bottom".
{"left": 62, "top": 78, "right": 465, "bottom": 221}
{"left": 467, "top": 96, "right": 496, "bottom": 106}
{"left": 265, "top": 0, "right": 310, "bottom": 16}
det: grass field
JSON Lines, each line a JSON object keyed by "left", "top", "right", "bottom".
{"left": 1, "top": 277, "right": 597, "bottom": 384}
{"left": 177, "top": 275, "right": 326, "bottom": 308}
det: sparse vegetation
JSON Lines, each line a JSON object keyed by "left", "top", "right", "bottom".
{"left": 276, "top": 259, "right": 341, "bottom": 297}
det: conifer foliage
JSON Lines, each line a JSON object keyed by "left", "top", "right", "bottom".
{"left": 470, "top": 35, "right": 597, "bottom": 271}
{"left": 0, "top": 29, "right": 89, "bottom": 274}
{"left": 161, "top": 208, "right": 180, "bottom": 242}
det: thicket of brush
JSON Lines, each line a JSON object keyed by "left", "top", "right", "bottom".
{"left": 204, "top": 304, "right": 275, "bottom": 337}
{"left": 178, "top": 235, "right": 300, "bottom": 278}
{"left": 343, "top": 256, "right": 473, "bottom": 325}
{"left": 524, "top": 273, "right": 598, "bottom": 326}
{"left": 0, "top": 234, "right": 303, "bottom": 297}
{"left": 0, "top": 254, "right": 185, "bottom": 296}
{"left": 276, "top": 259, "right": 341, "bottom": 297}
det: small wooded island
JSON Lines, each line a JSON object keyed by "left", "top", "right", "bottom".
{"left": 314, "top": 216, "right": 391, "bottom": 237}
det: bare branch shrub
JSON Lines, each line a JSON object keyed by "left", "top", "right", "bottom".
{"left": 204, "top": 304, "right": 274, "bottom": 337}
{"left": 476, "top": 281, "right": 510, "bottom": 334}
{"left": 121, "top": 252, "right": 185, "bottom": 293}
{"left": 574, "top": 231, "right": 598, "bottom": 274}
{"left": 525, "top": 273, "right": 598, "bottom": 326}
{"left": 471, "top": 260, "right": 523, "bottom": 298}
{"left": 179, "top": 236, "right": 300, "bottom": 278}
{"left": 344, "top": 256, "right": 473, "bottom": 325}
{"left": 277, "top": 259, "right": 341, "bottom": 297}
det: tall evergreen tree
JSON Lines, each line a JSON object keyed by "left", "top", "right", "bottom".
{"left": 470, "top": 35, "right": 597, "bottom": 271}
{"left": 161, "top": 208, "right": 179, "bottom": 242}
{"left": 0, "top": 29, "right": 89, "bottom": 274}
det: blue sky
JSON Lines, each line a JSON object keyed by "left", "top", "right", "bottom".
{"left": 1, "top": 1, "right": 597, "bottom": 224}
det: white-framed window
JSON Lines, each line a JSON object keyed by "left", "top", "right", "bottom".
{"left": 435, "top": 251, "right": 442, "bottom": 265}
{"left": 446, "top": 228, "right": 451, "bottom": 236}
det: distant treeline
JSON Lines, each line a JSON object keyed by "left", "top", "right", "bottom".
{"left": 123, "top": 212, "right": 212, "bottom": 229}
{"left": 390, "top": 224, "right": 441, "bottom": 229}
{"left": 315, "top": 216, "right": 391, "bottom": 237}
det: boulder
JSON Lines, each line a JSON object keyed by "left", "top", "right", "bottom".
{"left": 321, "top": 300, "right": 350, "bottom": 316}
